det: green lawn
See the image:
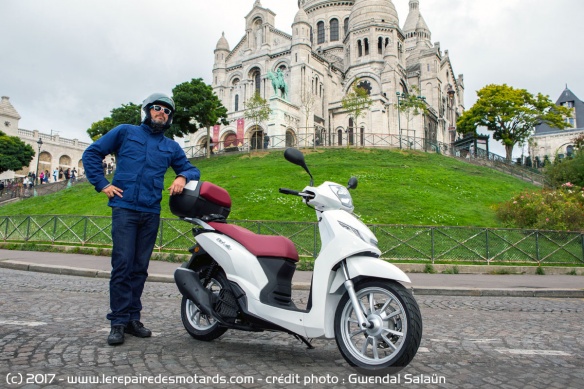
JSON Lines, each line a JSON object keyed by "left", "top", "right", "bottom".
{"left": 0, "top": 148, "right": 537, "bottom": 227}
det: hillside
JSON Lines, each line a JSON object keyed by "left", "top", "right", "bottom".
{"left": 0, "top": 148, "right": 537, "bottom": 227}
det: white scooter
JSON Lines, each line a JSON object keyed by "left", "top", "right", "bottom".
{"left": 171, "top": 148, "right": 422, "bottom": 371}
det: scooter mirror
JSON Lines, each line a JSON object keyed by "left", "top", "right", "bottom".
{"left": 347, "top": 176, "right": 358, "bottom": 190}
{"left": 284, "top": 147, "right": 305, "bottom": 166}
{"left": 284, "top": 148, "right": 314, "bottom": 186}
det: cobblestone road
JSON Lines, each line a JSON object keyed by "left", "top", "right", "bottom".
{"left": 0, "top": 268, "right": 583, "bottom": 388}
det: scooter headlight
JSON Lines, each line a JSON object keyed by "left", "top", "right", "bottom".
{"left": 329, "top": 184, "right": 353, "bottom": 208}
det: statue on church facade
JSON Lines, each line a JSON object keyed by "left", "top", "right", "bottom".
{"left": 267, "top": 68, "right": 288, "bottom": 100}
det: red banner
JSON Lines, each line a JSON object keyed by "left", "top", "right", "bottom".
{"left": 237, "top": 118, "right": 245, "bottom": 145}
{"left": 213, "top": 125, "right": 220, "bottom": 143}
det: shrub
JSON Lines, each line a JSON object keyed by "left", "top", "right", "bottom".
{"left": 495, "top": 183, "right": 584, "bottom": 231}
{"left": 545, "top": 150, "right": 584, "bottom": 187}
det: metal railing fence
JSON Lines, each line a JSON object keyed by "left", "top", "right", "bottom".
{"left": 1, "top": 216, "right": 582, "bottom": 265}
{"left": 182, "top": 133, "right": 546, "bottom": 186}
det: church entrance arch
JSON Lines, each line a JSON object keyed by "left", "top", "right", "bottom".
{"left": 59, "top": 155, "right": 72, "bottom": 169}
{"left": 199, "top": 136, "right": 215, "bottom": 156}
{"left": 249, "top": 126, "right": 266, "bottom": 150}
{"left": 285, "top": 129, "right": 296, "bottom": 147}
{"left": 348, "top": 118, "right": 354, "bottom": 145}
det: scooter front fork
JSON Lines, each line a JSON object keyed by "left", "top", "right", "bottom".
{"left": 341, "top": 260, "right": 371, "bottom": 330}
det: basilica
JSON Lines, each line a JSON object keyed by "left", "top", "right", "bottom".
{"left": 187, "top": 0, "right": 464, "bottom": 154}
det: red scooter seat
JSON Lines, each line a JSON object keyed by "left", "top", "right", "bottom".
{"left": 209, "top": 222, "right": 299, "bottom": 262}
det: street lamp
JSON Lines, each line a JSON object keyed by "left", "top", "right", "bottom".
{"left": 396, "top": 92, "right": 403, "bottom": 149}
{"left": 447, "top": 85, "right": 456, "bottom": 143}
{"left": 35, "top": 137, "right": 43, "bottom": 185}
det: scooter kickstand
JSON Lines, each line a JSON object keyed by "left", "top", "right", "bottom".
{"left": 293, "top": 334, "right": 315, "bottom": 349}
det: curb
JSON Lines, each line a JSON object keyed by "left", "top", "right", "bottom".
{"left": 2, "top": 260, "right": 583, "bottom": 298}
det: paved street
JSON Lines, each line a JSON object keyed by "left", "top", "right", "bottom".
{"left": 0, "top": 268, "right": 583, "bottom": 388}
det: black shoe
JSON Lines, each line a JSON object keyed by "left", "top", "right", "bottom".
{"left": 108, "top": 325, "right": 125, "bottom": 346}
{"left": 125, "top": 320, "right": 152, "bottom": 338}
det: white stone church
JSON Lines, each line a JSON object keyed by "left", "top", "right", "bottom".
{"left": 186, "top": 0, "right": 464, "bottom": 155}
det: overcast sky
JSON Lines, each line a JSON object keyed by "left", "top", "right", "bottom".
{"left": 2, "top": 0, "right": 583, "bottom": 157}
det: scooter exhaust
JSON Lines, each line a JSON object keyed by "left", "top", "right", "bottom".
{"left": 174, "top": 267, "right": 217, "bottom": 318}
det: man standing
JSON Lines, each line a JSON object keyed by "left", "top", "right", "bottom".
{"left": 83, "top": 93, "right": 200, "bottom": 346}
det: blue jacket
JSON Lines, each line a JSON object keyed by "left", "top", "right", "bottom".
{"left": 83, "top": 123, "right": 200, "bottom": 214}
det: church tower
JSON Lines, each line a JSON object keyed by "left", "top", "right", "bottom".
{"left": 290, "top": 7, "right": 312, "bottom": 108}
{"left": 344, "top": 0, "right": 405, "bottom": 101}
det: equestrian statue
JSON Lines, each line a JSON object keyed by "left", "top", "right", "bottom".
{"left": 267, "top": 69, "right": 288, "bottom": 100}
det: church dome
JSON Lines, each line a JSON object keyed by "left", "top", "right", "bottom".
{"left": 349, "top": 0, "right": 399, "bottom": 29}
{"left": 293, "top": 7, "right": 309, "bottom": 25}
{"left": 215, "top": 32, "right": 230, "bottom": 51}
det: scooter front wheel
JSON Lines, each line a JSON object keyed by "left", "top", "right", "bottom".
{"left": 334, "top": 280, "right": 422, "bottom": 372}
{"left": 180, "top": 266, "right": 228, "bottom": 341}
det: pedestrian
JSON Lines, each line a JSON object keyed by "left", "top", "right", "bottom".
{"left": 59, "top": 168, "right": 63, "bottom": 180}
{"left": 53, "top": 167, "right": 59, "bottom": 182}
{"left": 71, "top": 168, "right": 77, "bottom": 183}
{"left": 0, "top": 181, "right": 4, "bottom": 197}
{"left": 83, "top": 93, "right": 200, "bottom": 347}
{"left": 8, "top": 181, "right": 15, "bottom": 198}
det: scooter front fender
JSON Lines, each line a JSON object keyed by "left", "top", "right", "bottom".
{"left": 329, "top": 256, "right": 411, "bottom": 295}
{"left": 323, "top": 256, "right": 411, "bottom": 338}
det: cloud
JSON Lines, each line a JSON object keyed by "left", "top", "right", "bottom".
{"left": 1, "top": 0, "right": 583, "bottom": 159}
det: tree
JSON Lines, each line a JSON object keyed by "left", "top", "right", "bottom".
{"left": 573, "top": 134, "right": 584, "bottom": 150}
{"left": 300, "top": 87, "right": 316, "bottom": 148}
{"left": 171, "top": 78, "right": 229, "bottom": 158}
{"left": 397, "top": 85, "right": 428, "bottom": 140}
{"left": 457, "top": 84, "right": 572, "bottom": 161}
{"left": 0, "top": 131, "right": 35, "bottom": 174}
{"left": 87, "top": 103, "right": 141, "bottom": 141}
{"left": 244, "top": 93, "right": 272, "bottom": 152}
{"left": 545, "top": 144, "right": 584, "bottom": 187}
{"left": 341, "top": 80, "right": 373, "bottom": 148}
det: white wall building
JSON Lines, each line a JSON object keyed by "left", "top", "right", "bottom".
{"left": 187, "top": 0, "right": 464, "bottom": 155}
{"left": 0, "top": 96, "right": 89, "bottom": 181}
{"left": 531, "top": 87, "right": 584, "bottom": 164}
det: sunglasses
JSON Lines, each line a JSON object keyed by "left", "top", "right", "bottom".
{"left": 151, "top": 105, "right": 172, "bottom": 115}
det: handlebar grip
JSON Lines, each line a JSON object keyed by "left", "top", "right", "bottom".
{"left": 279, "top": 188, "right": 300, "bottom": 196}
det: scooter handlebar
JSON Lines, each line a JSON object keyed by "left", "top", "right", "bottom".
{"left": 279, "top": 188, "right": 300, "bottom": 196}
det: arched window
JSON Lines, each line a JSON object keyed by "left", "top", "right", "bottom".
{"left": 357, "top": 40, "right": 363, "bottom": 57}
{"left": 253, "top": 70, "right": 261, "bottom": 95}
{"left": 234, "top": 94, "right": 239, "bottom": 112}
{"left": 378, "top": 37, "right": 383, "bottom": 54}
{"left": 337, "top": 129, "right": 343, "bottom": 146}
{"left": 317, "top": 21, "right": 325, "bottom": 44}
{"left": 330, "top": 19, "right": 339, "bottom": 41}
{"left": 344, "top": 18, "right": 349, "bottom": 37}
{"left": 364, "top": 38, "right": 369, "bottom": 55}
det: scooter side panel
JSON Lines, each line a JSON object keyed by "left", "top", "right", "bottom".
{"left": 195, "top": 233, "right": 268, "bottom": 301}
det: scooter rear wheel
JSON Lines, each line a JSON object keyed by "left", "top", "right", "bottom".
{"left": 180, "top": 266, "right": 228, "bottom": 341}
{"left": 334, "top": 279, "right": 422, "bottom": 372}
